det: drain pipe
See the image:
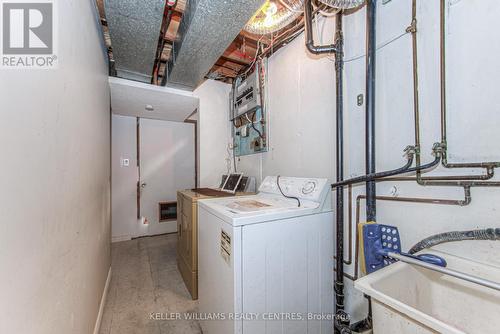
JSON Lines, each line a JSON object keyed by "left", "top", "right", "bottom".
{"left": 360, "top": 2, "right": 378, "bottom": 332}
{"left": 303, "top": 1, "right": 347, "bottom": 330}
{"left": 333, "top": 11, "right": 350, "bottom": 330}
{"left": 304, "top": 0, "right": 340, "bottom": 54}
{"left": 365, "top": 0, "right": 377, "bottom": 223}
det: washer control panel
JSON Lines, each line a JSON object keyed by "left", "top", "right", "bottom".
{"left": 259, "top": 176, "right": 329, "bottom": 203}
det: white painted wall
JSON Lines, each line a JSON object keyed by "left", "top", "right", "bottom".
{"left": 237, "top": 20, "right": 337, "bottom": 186}
{"left": 195, "top": 80, "right": 233, "bottom": 187}
{"left": 226, "top": 0, "right": 500, "bottom": 322}
{"left": 111, "top": 115, "right": 138, "bottom": 242}
{"left": 0, "top": 1, "right": 111, "bottom": 333}
{"left": 111, "top": 115, "right": 195, "bottom": 240}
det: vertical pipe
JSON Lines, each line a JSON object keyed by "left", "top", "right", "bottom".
{"left": 440, "top": 0, "right": 448, "bottom": 160}
{"left": 437, "top": 0, "right": 499, "bottom": 170}
{"left": 304, "top": 0, "right": 340, "bottom": 54}
{"left": 365, "top": 0, "right": 377, "bottom": 221}
{"left": 334, "top": 12, "right": 345, "bottom": 313}
{"left": 410, "top": 0, "right": 421, "bottom": 176}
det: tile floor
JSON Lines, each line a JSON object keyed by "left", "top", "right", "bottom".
{"left": 99, "top": 234, "right": 202, "bottom": 334}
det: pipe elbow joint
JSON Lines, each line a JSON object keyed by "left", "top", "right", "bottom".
{"left": 305, "top": 41, "right": 320, "bottom": 55}
{"left": 458, "top": 196, "right": 472, "bottom": 206}
{"left": 459, "top": 186, "right": 472, "bottom": 206}
{"left": 306, "top": 41, "right": 339, "bottom": 55}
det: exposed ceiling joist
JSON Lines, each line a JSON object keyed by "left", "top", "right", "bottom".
{"left": 164, "top": 13, "right": 182, "bottom": 43}
{"left": 220, "top": 55, "right": 250, "bottom": 67}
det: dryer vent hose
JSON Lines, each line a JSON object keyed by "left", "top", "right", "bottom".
{"left": 409, "top": 228, "right": 500, "bottom": 254}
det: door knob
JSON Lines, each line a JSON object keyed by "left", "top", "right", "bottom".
{"left": 141, "top": 182, "right": 147, "bottom": 188}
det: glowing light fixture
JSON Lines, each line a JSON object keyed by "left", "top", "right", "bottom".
{"left": 318, "top": 0, "right": 365, "bottom": 9}
{"left": 244, "top": 0, "right": 303, "bottom": 35}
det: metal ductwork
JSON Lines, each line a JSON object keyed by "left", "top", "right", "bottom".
{"left": 104, "top": 0, "right": 164, "bottom": 83}
{"left": 164, "top": 0, "right": 265, "bottom": 90}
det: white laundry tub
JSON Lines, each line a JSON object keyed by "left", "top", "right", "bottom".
{"left": 355, "top": 242, "right": 500, "bottom": 334}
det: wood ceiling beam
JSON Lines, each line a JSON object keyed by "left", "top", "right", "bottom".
{"left": 214, "top": 59, "right": 243, "bottom": 72}
{"left": 220, "top": 55, "right": 250, "bottom": 67}
{"left": 210, "top": 65, "right": 238, "bottom": 78}
{"left": 225, "top": 41, "right": 257, "bottom": 61}
{"left": 164, "top": 12, "right": 182, "bottom": 43}
{"left": 173, "top": 0, "right": 186, "bottom": 13}
{"left": 239, "top": 30, "right": 271, "bottom": 45}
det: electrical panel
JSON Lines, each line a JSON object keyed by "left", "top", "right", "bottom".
{"left": 232, "top": 70, "right": 261, "bottom": 118}
{"left": 230, "top": 60, "right": 268, "bottom": 157}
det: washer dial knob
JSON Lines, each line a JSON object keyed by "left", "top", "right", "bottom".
{"left": 301, "top": 180, "right": 317, "bottom": 195}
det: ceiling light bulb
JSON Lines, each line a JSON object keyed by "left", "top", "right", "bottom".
{"left": 145, "top": 104, "right": 154, "bottom": 111}
{"left": 244, "top": 0, "right": 303, "bottom": 35}
{"left": 265, "top": 1, "right": 278, "bottom": 15}
{"left": 263, "top": 2, "right": 278, "bottom": 27}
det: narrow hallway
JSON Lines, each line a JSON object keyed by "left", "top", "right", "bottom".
{"left": 99, "top": 235, "right": 201, "bottom": 334}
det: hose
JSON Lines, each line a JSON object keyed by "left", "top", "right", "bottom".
{"left": 409, "top": 228, "right": 500, "bottom": 254}
{"left": 276, "top": 175, "right": 301, "bottom": 207}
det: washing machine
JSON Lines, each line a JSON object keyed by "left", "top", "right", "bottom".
{"left": 197, "top": 176, "right": 334, "bottom": 334}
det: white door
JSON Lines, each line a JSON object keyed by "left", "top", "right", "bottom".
{"left": 138, "top": 118, "right": 195, "bottom": 236}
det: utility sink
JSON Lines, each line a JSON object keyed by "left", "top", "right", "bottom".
{"left": 355, "top": 241, "right": 500, "bottom": 334}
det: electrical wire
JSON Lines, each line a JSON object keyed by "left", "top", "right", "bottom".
{"left": 245, "top": 110, "right": 263, "bottom": 124}
{"left": 242, "top": 35, "right": 266, "bottom": 77}
{"left": 226, "top": 143, "right": 233, "bottom": 174}
{"left": 277, "top": 175, "right": 301, "bottom": 207}
{"left": 279, "top": 0, "right": 305, "bottom": 13}
{"left": 242, "top": 17, "right": 305, "bottom": 75}
{"left": 314, "top": 12, "right": 410, "bottom": 64}
{"left": 313, "top": 0, "right": 342, "bottom": 16}
{"left": 343, "top": 30, "right": 410, "bottom": 63}
{"left": 246, "top": 111, "right": 264, "bottom": 139}
{"left": 319, "top": 8, "right": 340, "bottom": 16}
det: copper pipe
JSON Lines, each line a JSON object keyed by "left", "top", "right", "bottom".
{"left": 438, "top": 0, "right": 499, "bottom": 170}
{"left": 336, "top": 0, "right": 500, "bottom": 286}
{"left": 407, "top": 0, "right": 500, "bottom": 187}
{"left": 335, "top": 189, "right": 471, "bottom": 281}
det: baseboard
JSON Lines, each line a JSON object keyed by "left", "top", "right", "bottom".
{"left": 93, "top": 267, "right": 112, "bottom": 334}
{"left": 111, "top": 235, "right": 132, "bottom": 243}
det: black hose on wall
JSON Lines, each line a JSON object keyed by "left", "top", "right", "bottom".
{"left": 409, "top": 228, "right": 500, "bottom": 254}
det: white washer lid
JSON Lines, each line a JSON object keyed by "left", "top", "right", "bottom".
{"left": 198, "top": 194, "right": 325, "bottom": 226}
